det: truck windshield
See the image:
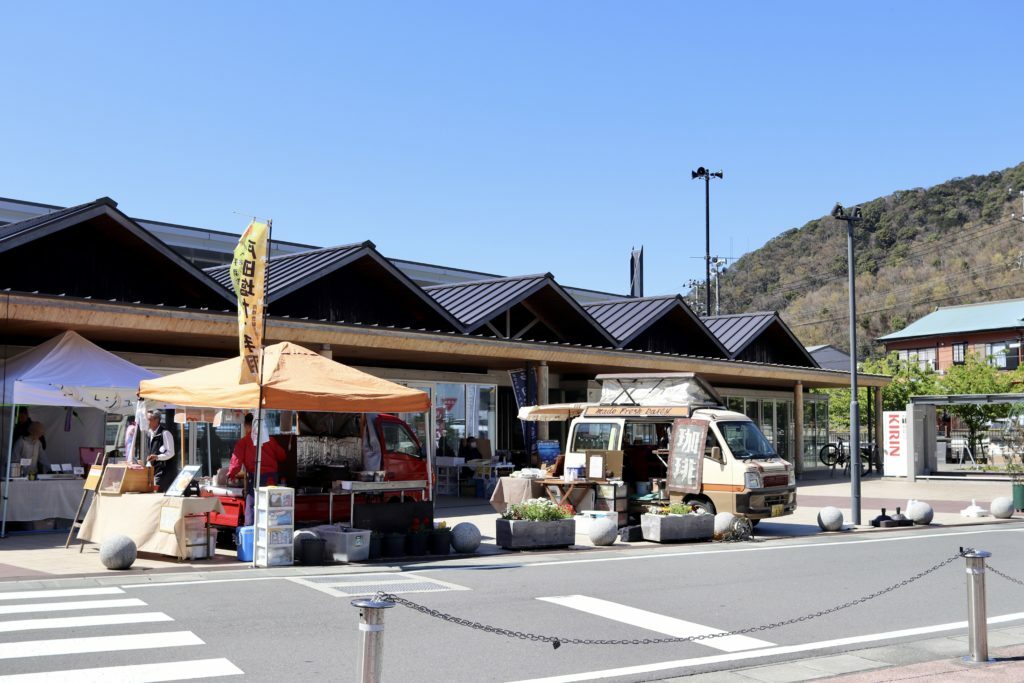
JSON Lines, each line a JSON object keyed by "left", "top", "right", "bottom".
{"left": 717, "top": 421, "right": 776, "bottom": 459}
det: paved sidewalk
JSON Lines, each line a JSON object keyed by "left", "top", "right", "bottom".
{"left": 0, "top": 476, "right": 1017, "bottom": 582}
{"left": 675, "top": 625, "right": 1024, "bottom": 681}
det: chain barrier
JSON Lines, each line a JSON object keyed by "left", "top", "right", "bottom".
{"left": 374, "top": 551, "right": 965, "bottom": 649}
{"left": 986, "top": 563, "right": 1024, "bottom": 589}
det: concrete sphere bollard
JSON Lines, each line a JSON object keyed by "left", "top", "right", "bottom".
{"left": 907, "top": 500, "right": 934, "bottom": 525}
{"left": 588, "top": 518, "right": 618, "bottom": 546}
{"left": 451, "top": 522, "right": 482, "bottom": 553}
{"left": 817, "top": 506, "right": 844, "bottom": 532}
{"left": 714, "top": 512, "right": 738, "bottom": 537}
{"left": 991, "top": 497, "right": 1015, "bottom": 519}
{"left": 99, "top": 535, "right": 137, "bottom": 570}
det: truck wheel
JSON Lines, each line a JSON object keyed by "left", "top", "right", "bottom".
{"left": 685, "top": 497, "right": 716, "bottom": 515}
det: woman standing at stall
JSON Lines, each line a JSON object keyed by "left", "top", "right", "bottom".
{"left": 12, "top": 422, "right": 47, "bottom": 476}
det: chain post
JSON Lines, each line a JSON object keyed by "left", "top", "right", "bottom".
{"left": 352, "top": 598, "right": 395, "bottom": 682}
{"left": 962, "top": 549, "right": 992, "bottom": 663}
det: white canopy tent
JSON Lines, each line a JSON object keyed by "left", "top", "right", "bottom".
{"left": 2, "top": 331, "right": 158, "bottom": 534}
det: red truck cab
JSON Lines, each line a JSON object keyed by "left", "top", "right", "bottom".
{"left": 206, "top": 413, "right": 429, "bottom": 529}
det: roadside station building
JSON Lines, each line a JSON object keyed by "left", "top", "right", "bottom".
{"left": 0, "top": 196, "right": 889, "bottom": 474}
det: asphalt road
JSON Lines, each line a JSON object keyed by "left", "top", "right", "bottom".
{"left": 2, "top": 523, "right": 1024, "bottom": 681}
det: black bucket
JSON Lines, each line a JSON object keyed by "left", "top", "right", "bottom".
{"left": 300, "top": 537, "right": 326, "bottom": 566}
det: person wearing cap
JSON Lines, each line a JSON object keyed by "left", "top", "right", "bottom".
{"left": 145, "top": 410, "right": 178, "bottom": 493}
{"left": 228, "top": 413, "right": 288, "bottom": 525}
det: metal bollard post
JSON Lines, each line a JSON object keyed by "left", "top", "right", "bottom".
{"left": 963, "top": 549, "right": 992, "bottom": 663}
{"left": 352, "top": 598, "right": 395, "bottom": 683}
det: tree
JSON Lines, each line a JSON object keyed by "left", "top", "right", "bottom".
{"left": 818, "top": 353, "right": 940, "bottom": 431}
{"left": 939, "top": 353, "right": 1017, "bottom": 456}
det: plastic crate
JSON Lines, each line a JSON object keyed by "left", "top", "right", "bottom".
{"left": 257, "top": 508, "right": 294, "bottom": 527}
{"left": 257, "top": 525, "right": 294, "bottom": 547}
{"left": 317, "top": 526, "right": 370, "bottom": 563}
{"left": 257, "top": 486, "right": 294, "bottom": 510}
{"left": 255, "top": 544, "right": 293, "bottom": 567}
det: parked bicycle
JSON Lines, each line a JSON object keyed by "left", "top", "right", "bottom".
{"left": 818, "top": 436, "right": 883, "bottom": 477}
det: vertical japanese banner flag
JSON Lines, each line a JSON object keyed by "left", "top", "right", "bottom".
{"left": 229, "top": 221, "right": 269, "bottom": 383}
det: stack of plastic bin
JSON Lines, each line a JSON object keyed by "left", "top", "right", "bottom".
{"left": 255, "top": 486, "right": 294, "bottom": 567}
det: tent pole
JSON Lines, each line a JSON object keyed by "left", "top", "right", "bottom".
{"left": 2, "top": 404, "right": 16, "bottom": 538}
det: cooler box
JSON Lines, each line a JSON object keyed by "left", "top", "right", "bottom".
{"left": 236, "top": 526, "right": 254, "bottom": 562}
{"left": 316, "top": 526, "right": 371, "bottom": 563}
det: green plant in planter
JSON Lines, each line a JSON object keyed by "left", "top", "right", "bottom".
{"left": 502, "top": 498, "right": 574, "bottom": 521}
{"left": 648, "top": 503, "right": 710, "bottom": 516}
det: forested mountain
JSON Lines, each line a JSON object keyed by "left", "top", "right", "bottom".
{"left": 718, "top": 162, "right": 1024, "bottom": 359}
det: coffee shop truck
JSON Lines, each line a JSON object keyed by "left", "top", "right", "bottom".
{"left": 521, "top": 373, "right": 797, "bottom": 523}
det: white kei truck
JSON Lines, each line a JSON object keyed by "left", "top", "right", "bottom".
{"left": 520, "top": 373, "right": 797, "bottom": 523}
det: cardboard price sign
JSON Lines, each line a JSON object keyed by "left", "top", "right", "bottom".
{"left": 667, "top": 418, "right": 708, "bottom": 494}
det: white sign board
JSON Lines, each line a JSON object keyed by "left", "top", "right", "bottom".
{"left": 883, "top": 411, "right": 909, "bottom": 477}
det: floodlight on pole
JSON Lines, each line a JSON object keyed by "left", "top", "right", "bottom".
{"left": 832, "top": 202, "right": 863, "bottom": 525}
{"left": 692, "top": 167, "right": 724, "bottom": 316}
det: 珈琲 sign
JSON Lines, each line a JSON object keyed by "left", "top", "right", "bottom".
{"left": 667, "top": 418, "right": 708, "bottom": 494}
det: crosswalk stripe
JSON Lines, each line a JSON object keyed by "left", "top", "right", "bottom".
{"left": 0, "top": 612, "right": 173, "bottom": 633}
{"left": 0, "top": 657, "right": 243, "bottom": 681}
{"left": 0, "top": 598, "right": 146, "bottom": 616}
{"left": 0, "top": 630, "right": 202, "bottom": 660}
{"left": 537, "top": 595, "right": 774, "bottom": 653}
{"left": 0, "top": 588, "right": 124, "bottom": 601}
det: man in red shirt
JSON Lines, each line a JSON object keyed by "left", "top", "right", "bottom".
{"left": 229, "top": 413, "right": 288, "bottom": 525}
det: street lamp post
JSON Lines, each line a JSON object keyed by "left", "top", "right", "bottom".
{"left": 832, "top": 203, "right": 863, "bottom": 525}
{"left": 692, "top": 167, "right": 723, "bottom": 316}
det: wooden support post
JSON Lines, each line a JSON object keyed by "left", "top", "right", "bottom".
{"left": 793, "top": 382, "right": 804, "bottom": 476}
{"left": 537, "top": 362, "right": 550, "bottom": 441}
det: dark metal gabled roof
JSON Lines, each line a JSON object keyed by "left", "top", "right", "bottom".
{"left": 425, "top": 274, "right": 550, "bottom": 329}
{"left": 702, "top": 312, "right": 777, "bottom": 357}
{"left": 0, "top": 196, "right": 234, "bottom": 304}
{"left": 205, "top": 242, "right": 371, "bottom": 299}
{"left": 425, "top": 273, "right": 618, "bottom": 345}
{"left": 583, "top": 295, "right": 729, "bottom": 357}
{"left": 204, "top": 241, "right": 462, "bottom": 330}
{"left": 703, "top": 311, "right": 818, "bottom": 366}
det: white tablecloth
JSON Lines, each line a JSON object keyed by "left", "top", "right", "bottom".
{"left": 78, "top": 493, "right": 223, "bottom": 559}
{"left": 2, "top": 479, "right": 91, "bottom": 522}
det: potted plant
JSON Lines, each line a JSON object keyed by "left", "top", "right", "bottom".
{"left": 405, "top": 518, "right": 430, "bottom": 556}
{"left": 429, "top": 521, "right": 452, "bottom": 555}
{"left": 641, "top": 503, "right": 715, "bottom": 543}
{"left": 368, "top": 531, "right": 382, "bottom": 560}
{"left": 496, "top": 498, "right": 575, "bottom": 550}
{"left": 382, "top": 531, "right": 406, "bottom": 558}
{"left": 1001, "top": 426, "right": 1024, "bottom": 511}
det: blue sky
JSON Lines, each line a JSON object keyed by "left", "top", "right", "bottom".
{"left": 3, "top": 2, "right": 1022, "bottom": 297}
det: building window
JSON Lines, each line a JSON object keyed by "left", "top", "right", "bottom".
{"left": 986, "top": 341, "right": 1020, "bottom": 370}
{"left": 952, "top": 343, "right": 967, "bottom": 365}
{"left": 897, "top": 347, "right": 937, "bottom": 371}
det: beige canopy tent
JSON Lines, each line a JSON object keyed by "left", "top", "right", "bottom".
{"left": 139, "top": 341, "right": 429, "bottom": 413}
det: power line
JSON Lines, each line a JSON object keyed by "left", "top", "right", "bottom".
{"left": 747, "top": 215, "right": 1021, "bottom": 298}
{"left": 788, "top": 277, "right": 1024, "bottom": 328}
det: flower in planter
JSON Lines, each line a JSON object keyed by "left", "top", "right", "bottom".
{"left": 410, "top": 518, "right": 432, "bottom": 535}
{"left": 502, "top": 498, "right": 575, "bottom": 521}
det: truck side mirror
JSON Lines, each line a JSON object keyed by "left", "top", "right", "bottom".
{"left": 710, "top": 446, "right": 722, "bottom": 462}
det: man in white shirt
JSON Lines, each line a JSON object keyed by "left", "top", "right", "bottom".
{"left": 145, "top": 410, "right": 178, "bottom": 492}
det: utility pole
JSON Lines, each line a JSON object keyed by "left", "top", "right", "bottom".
{"left": 685, "top": 278, "right": 705, "bottom": 315}
{"left": 832, "top": 203, "right": 863, "bottom": 526}
{"left": 692, "top": 167, "right": 724, "bottom": 316}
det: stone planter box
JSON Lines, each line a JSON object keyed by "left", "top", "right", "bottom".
{"left": 496, "top": 518, "right": 575, "bottom": 550}
{"left": 640, "top": 513, "right": 714, "bottom": 543}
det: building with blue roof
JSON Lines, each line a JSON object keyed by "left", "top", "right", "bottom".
{"left": 878, "top": 298, "right": 1024, "bottom": 372}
